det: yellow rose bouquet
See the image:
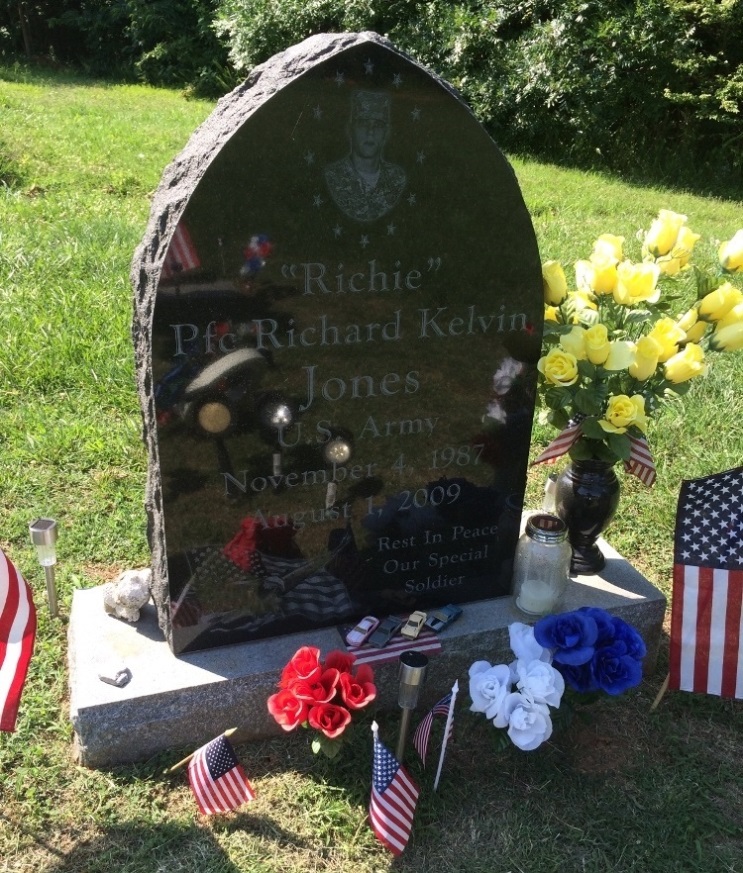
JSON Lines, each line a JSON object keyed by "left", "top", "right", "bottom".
{"left": 535, "top": 211, "right": 743, "bottom": 483}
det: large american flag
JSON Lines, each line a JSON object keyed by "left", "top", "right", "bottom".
{"left": 1, "top": 549, "right": 36, "bottom": 732}
{"left": 187, "top": 735, "right": 256, "bottom": 815}
{"left": 412, "top": 691, "right": 454, "bottom": 767}
{"left": 369, "top": 727, "right": 419, "bottom": 856}
{"left": 669, "top": 466, "right": 743, "bottom": 699}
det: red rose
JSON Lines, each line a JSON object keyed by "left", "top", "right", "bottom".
{"left": 308, "top": 702, "right": 352, "bottom": 739}
{"left": 292, "top": 668, "right": 340, "bottom": 704}
{"left": 324, "top": 650, "right": 356, "bottom": 674}
{"left": 280, "top": 646, "right": 321, "bottom": 688}
{"left": 267, "top": 689, "right": 309, "bottom": 731}
{"left": 338, "top": 664, "right": 376, "bottom": 710}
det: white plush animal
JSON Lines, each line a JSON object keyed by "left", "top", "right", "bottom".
{"left": 103, "top": 568, "right": 152, "bottom": 622}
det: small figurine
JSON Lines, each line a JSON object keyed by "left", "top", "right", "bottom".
{"left": 103, "top": 568, "right": 152, "bottom": 623}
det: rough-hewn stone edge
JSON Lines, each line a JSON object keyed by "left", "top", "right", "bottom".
{"left": 129, "top": 31, "right": 471, "bottom": 642}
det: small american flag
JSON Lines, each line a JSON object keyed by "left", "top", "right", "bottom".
{"left": 412, "top": 691, "right": 453, "bottom": 766}
{"left": 161, "top": 222, "right": 201, "bottom": 280}
{"left": 187, "top": 735, "right": 256, "bottom": 815}
{"left": 531, "top": 420, "right": 582, "bottom": 466}
{"left": 1, "top": 550, "right": 37, "bottom": 732}
{"left": 349, "top": 628, "right": 442, "bottom": 667}
{"left": 369, "top": 725, "right": 419, "bottom": 856}
{"left": 669, "top": 466, "right": 743, "bottom": 699}
{"left": 532, "top": 422, "right": 656, "bottom": 486}
{"left": 626, "top": 434, "right": 656, "bottom": 486}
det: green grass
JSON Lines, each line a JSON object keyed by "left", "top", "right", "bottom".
{"left": 1, "top": 61, "right": 743, "bottom": 873}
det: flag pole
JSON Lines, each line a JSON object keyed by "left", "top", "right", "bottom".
{"left": 650, "top": 672, "right": 670, "bottom": 712}
{"left": 433, "top": 679, "right": 458, "bottom": 791}
{"left": 163, "top": 727, "right": 238, "bottom": 774}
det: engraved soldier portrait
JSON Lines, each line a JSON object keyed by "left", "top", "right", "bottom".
{"left": 324, "top": 90, "right": 407, "bottom": 223}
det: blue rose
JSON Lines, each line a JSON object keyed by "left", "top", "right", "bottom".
{"left": 534, "top": 611, "right": 599, "bottom": 666}
{"left": 577, "top": 607, "right": 616, "bottom": 645}
{"left": 558, "top": 661, "right": 598, "bottom": 694}
{"left": 610, "top": 617, "right": 647, "bottom": 661}
{"left": 591, "top": 642, "right": 643, "bottom": 695}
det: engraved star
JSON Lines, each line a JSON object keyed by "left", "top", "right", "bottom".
{"left": 364, "top": 58, "right": 374, "bottom": 75}
{"left": 392, "top": 73, "right": 403, "bottom": 87}
{"left": 335, "top": 70, "right": 345, "bottom": 86}
{"left": 407, "top": 193, "right": 417, "bottom": 205}
{"left": 313, "top": 194, "right": 324, "bottom": 208}
{"left": 416, "top": 150, "right": 426, "bottom": 164}
{"left": 360, "top": 234, "right": 370, "bottom": 248}
{"left": 304, "top": 150, "right": 315, "bottom": 165}
{"left": 333, "top": 225, "right": 343, "bottom": 238}
{"left": 313, "top": 104, "right": 323, "bottom": 119}
{"left": 411, "top": 107, "right": 421, "bottom": 121}
{"left": 387, "top": 223, "right": 396, "bottom": 235}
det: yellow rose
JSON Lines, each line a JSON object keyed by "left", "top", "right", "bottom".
{"left": 629, "top": 335, "right": 661, "bottom": 380}
{"left": 664, "top": 343, "right": 708, "bottom": 383}
{"left": 537, "top": 348, "right": 579, "bottom": 387}
{"left": 583, "top": 324, "right": 611, "bottom": 365}
{"left": 603, "top": 340, "right": 634, "bottom": 371}
{"left": 718, "top": 229, "right": 743, "bottom": 273}
{"left": 717, "top": 302, "right": 743, "bottom": 330}
{"left": 672, "top": 226, "right": 700, "bottom": 267}
{"left": 599, "top": 394, "right": 649, "bottom": 434}
{"left": 656, "top": 255, "right": 682, "bottom": 277}
{"left": 646, "top": 317, "right": 686, "bottom": 362}
{"left": 544, "top": 305, "right": 560, "bottom": 322}
{"left": 559, "top": 325, "right": 587, "bottom": 360}
{"left": 698, "top": 281, "right": 743, "bottom": 322}
{"left": 675, "top": 308, "right": 708, "bottom": 343}
{"left": 613, "top": 261, "right": 661, "bottom": 306}
{"left": 643, "top": 209, "right": 688, "bottom": 257}
{"left": 543, "top": 260, "right": 568, "bottom": 305}
{"left": 576, "top": 256, "right": 617, "bottom": 296}
{"left": 709, "top": 322, "right": 743, "bottom": 352}
{"left": 592, "top": 234, "right": 624, "bottom": 263}
{"left": 685, "top": 320, "right": 708, "bottom": 343}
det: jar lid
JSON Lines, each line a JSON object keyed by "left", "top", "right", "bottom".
{"left": 525, "top": 513, "right": 568, "bottom": 544}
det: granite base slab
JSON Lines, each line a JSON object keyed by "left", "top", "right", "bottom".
{"left": 68, "top": 540, "right": 666, "bottom": 767}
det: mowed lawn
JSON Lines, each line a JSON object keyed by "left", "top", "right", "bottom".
{"left": 1, "top": 64, "right": 743, "bottom": 873}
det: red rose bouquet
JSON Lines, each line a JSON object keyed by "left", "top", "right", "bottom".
{"left": 267, "top": 646, "right": 377, "bottom": 758}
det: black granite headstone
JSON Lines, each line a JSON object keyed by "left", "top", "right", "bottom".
{"left": 132, "top": 32, "right": 543, "bottom": 654}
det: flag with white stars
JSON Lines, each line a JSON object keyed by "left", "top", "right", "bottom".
{"left": 669, "top": 466, "right": 743, "bottom": 699}
{"left": 187, "top": 735, "right": 256, "bottom": 815}
{"left": 369, "top": 724, "right": 419, "bottom": 856}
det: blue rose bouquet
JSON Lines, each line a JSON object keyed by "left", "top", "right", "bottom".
{"left": 534, "top": 606, "right": 646, "bottom": 696}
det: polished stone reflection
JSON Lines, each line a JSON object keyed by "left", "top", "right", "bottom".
{"left": 147, "top": 38, "right": 543, "bottom": 653}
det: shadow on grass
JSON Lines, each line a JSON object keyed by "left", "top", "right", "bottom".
{"left": 506, "top": 149, "right": 743, "bottom": 204}
{"left": 1, "top": 810, "right": 315, "bottom": 873}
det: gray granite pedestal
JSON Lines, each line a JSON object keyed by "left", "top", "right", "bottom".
{"left": 68, "top": 540, "right": 666, "bottom": 768}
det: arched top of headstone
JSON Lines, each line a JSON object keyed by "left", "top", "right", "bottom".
{"left": 132, "top": 32, "right": 543, "bottom": 654}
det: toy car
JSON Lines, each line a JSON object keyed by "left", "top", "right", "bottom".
{"left": 425, "top": 604, "right": 463, "bottom": 632}
{"left": 400, "top": 610, "right": 428, "bottom": 640}
{"left": 345, "top": 615, "right": 380, "bottom": 647}
{"left": 367, "top": 615, "right": 404, "bottom": 648}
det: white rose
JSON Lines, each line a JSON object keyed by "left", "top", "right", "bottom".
{"left": 509, "top": 622, "right": 551, "bottom": 663}
{"left": 502, "top": 692, "right": 553, "bottom": 751}
{"left": 514, "top": 659, "right": 565, "bottom": 708}
{"left": 469, "top": 661, "right": 512, "bottom": 724}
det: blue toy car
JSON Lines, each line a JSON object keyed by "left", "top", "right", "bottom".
{"left": 425, "top": 604, "right": 463, "bottom": 632}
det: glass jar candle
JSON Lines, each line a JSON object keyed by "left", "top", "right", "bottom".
{"left": 512, "top": 513, "right": 571, "bottom": 616}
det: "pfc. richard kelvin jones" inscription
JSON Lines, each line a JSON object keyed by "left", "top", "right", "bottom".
{"left": 134, "top": 33, "right": 543, "bottom": 654}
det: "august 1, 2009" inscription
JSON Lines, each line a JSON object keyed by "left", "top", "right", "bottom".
{"left": 139, "top": 33, "right": 543, "bottom": 653}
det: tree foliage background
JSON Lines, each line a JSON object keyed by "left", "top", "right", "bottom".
{"left": 2, "top": 0, "right": 742, "bottom": 194}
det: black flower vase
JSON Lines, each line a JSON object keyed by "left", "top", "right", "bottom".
{"left": 554, "top": 459, "right": 620, "bottom": 574}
